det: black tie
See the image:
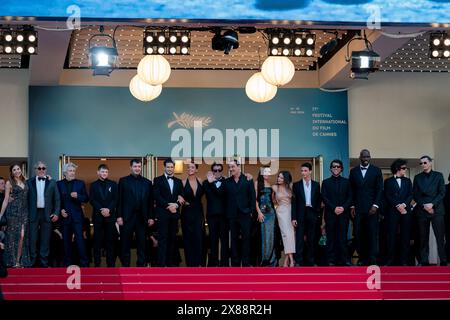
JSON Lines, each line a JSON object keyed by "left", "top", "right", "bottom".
{"left": 361, "top": 167, "right": 367, "bottom": 171}
{"left": 167, "top": 176, "right": 173, "bottom": 180}
{"left": 38, "top": 177, "right": 46, "bottom": 181}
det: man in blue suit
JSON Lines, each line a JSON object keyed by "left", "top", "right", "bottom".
{"left": 57, "top": 163, "right": 89, "bottom": 267}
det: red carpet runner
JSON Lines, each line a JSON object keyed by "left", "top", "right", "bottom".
{"left": 1, "top": 267, "right": 450, "bottom": 300}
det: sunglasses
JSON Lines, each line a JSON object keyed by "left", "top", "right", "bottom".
{"left": 400, "top": 166, "right": 408, "bottom": 170}
{"left": 420, "top": 162, "right": 428, "bottom": 165}
{"left": 331, "top": 165, "right": 341, "bottom": 169}
{"left": 37, "top": 167, "right": 46, "bottom": 171}
{"left": 212, "top": 169, "right": 223, "bottom": 173}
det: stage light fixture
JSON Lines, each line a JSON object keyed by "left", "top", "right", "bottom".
{"left": 267, "top": 29, "right": 315, "bottom": 57}
{"left": 350, "top": 50, "right": 380, "bottom": 79}
{"left": 212, "top": 30, "right": 239, "bottom": 55}
{"left": 0, "top": 26, "right": 38, "bottom": 55}
{"left": 144, "top": 30, "right": 191, "bottom": 55}
{"left": 88, "top": 26, "right": 118, "bottom": 76}
{"left": 430, "top": 32, "right": 450, "bottom": 59}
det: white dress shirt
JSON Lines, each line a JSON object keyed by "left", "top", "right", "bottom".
{"left": 395, "top": 176, "right": 402, "bottom": 188}
{"left": 360, "top": 165, "right": 370, "bottom": 178}
{"left": 303, "top": 179, "right": 312, "bottom": 207}
{"left": 36, "top": 176, "right": 45, "bottom": 209}
{"left": 165, "top": 173, "right": 174, "bottom": 193}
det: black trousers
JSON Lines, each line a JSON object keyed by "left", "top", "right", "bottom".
{"left": 157, "top": 212, "right": 179, "bottom": 267}
{"left": 418, "top": 213, "right": 447, "bottom": 264}
{"left": 29, "top": 208, "right": 52, "bottom": 267}
{"left": 354, "top": 212, "right": 379, "bottom": 265}
{"left": 120, "top": 214, "right": 147, "bottom": 267}
{"left": 385, "top": 211, "right": 412, "bottom": 266}
{"left": 181, "top": 211, "right": 203, "bottom": 267}
{"left": 294, "top": 207, "right": 319, "bottom": 266}
{"left": 445, "top": 215, "right": 450, "bottom": 263}
{"left": 93, "top": 218, "right": 116, "bottom": 267}
{"left": 207, "top": 214, "right": 229, "bottom": 267}
{"left": 62, "top": 221, "right": 88, "bottom": 267}
{"left": 229, "top": 213, "right": 252, "bottom": 267}
{"left": 325, "top": 211, "right": 349, "bottom": 265}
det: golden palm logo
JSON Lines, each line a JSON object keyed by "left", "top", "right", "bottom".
{"left": 168, "top": 112, "right": 212, "bottom": 129}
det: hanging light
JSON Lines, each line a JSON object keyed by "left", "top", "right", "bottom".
{"left": 174, "top": 160, "right": 184, "bottom": 174}
{"left": 137, "top": 55, "right": 171, "bottom": 85}
{"left": 129, "top": 74, "right": 162, "bottom": 102}
{"left": 261, "top": 56, "right": 295, "bottom": 86}
{"left": 245, "top": 72, "right": 277, "bottom": 103}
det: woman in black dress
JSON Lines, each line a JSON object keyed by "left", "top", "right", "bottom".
{"left": 0, "top": 164, "right": 31, "bottom": 268}
{"left": 181, "top": 162, "right": 205, "bottom": 267}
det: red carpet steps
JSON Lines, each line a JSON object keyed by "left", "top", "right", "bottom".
{"left": 1, "top": 267, "right": 449, "bottom": 300}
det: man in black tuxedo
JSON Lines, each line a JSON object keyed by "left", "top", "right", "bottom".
{"left": 153, "top": 158, "right": 184, "bottom": 267}
{"left": 292, "top": 162, "right": 322, "bottom": 266}
{"left": 444, "top": 174, "right": 450, "bottom": 262}
{"left": 117, "top": 159, "right": 154, "bottom": 267}
{"left": 384, "top": 159, "right": 413, "bottom": 266}
{"left": 203, "top": 162, "right": 229, "bottom": 267}
{"left": 413, "top": 156, "right": 447, "bottom": 266}
{"left": 90, "top": 164, "right": 118, "bottom": 267}
{"left": 57, "top": 163, "right": 89, "bottom": 267}
{"left": 349, "top": 149, "right": 383, "bottom": 266}
{"left": 321, "top": 159, "right": 352, "bottom": 266}
{"left": 28, "top": 161, "right": 60, "bottom": 267}
{"left": 223, "top": 159, "right": 256, "bottom": 267}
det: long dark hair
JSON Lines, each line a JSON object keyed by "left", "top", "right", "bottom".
{"left": 278, "top": 171, "right": 292, "bottom": 195}
{"left": 9, "top": 163, "right": 26, "bottom": 186}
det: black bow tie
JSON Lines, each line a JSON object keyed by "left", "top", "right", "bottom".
{"left": 38, "top": 177, "right": 46, "bottom": 181}
{"left": 167, "top": 176, "right": 173, "bottom": 180}
{"left": 360, "top": 167, "right": 368, "bottom": 170}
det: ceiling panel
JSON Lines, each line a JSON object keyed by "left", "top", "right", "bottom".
{"left": 66, "top": 26, "right": 349, "bottom": 71}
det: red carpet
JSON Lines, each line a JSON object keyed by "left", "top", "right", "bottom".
{"left": 1, "top": 267, "right": 450, "bottom": 300}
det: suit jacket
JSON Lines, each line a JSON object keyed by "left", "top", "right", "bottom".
{"left": 384, "top": 176, "right": 413, "bottom": 216}
{"left": 153, "top": 174, "right": 183, "bottom": 218}
{"left": 57, "top": 179, "right": 89, "bottom": 225}
{"left": 321, "top": 175, "right": 352, "bottom": 215}
{"left": 292, "top": 179, "right": 321, "bottom": 221}
{"left": 118, "top": 174, "right": 153, "bottom": 222}
{"left": 413, "top": 170, "right": 446, "bottom": 216}
{"left": 223, "top": 174, "right": 256, "bottom": 219}
{"left": 203, "top": 177, "right": 226, "bottom": 216}
{"left": 89, "top": 179, "right": 118, "bottom": 224}
{"left": 28, "top": 176, "right": 61, "bottom": 223}
{"left": 349, "top": 164, "right": 383, "bottom": 214}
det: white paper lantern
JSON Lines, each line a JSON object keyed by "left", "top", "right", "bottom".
{"left": 137, "top": 55, "right": 171, "bottom": 85}
{"left": 129, "top": 75, "right": 162, "bottom": 102}
{"left": 261, "top": 56, "right": 295, "bottom": 86}
{"left": 245, "top": 72, "right": 277, "bottom": 103}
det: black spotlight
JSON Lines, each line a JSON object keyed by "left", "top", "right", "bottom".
{"left": 212, "top": 30, "right": 239, "bottom": 55}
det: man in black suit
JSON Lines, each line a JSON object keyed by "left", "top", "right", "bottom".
{"left": 292, "top": 162, "right": 321, "bottom": 266}
{"left": 444, "top": 174, "right": 450, "bottom": 262}
{"left": 322, "top": 159, "right": 352, "bottom": 266}
{"left": 57, "top": 163, "right": 89, "bottom": 267}
{"left": 223, "top": 159, "right": 256, "bottom": 267}
{"left": 153, "top": 158, "right": 184, "bottom": 267}
{"left": 90, "top": 164, "right": 118, "bottom": 267}
{"left": 413, "top": 156, "right": 447, "bottom": 266}
{"left": 203, "top": 162, "right": 229, "bottom": 267}
{"left": 117, "top": 159, "right": 154, "bottom": 267}
{"left": 384, "top": 159, "right": 413, "bottom": 266}
{"left": 27, "top": 161, "right": 60, "bottom": 267}
{"left": 349, "top": 149, "right": 383, "bottom": 266}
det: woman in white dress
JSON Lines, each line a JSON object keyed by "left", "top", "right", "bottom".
{"left": 272, "top": 171, "right": 296, "bottom": 267}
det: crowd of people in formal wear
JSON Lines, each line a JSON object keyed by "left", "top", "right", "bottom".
{"left": 1, "top": 149, "right": 450, "bottom": 268}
